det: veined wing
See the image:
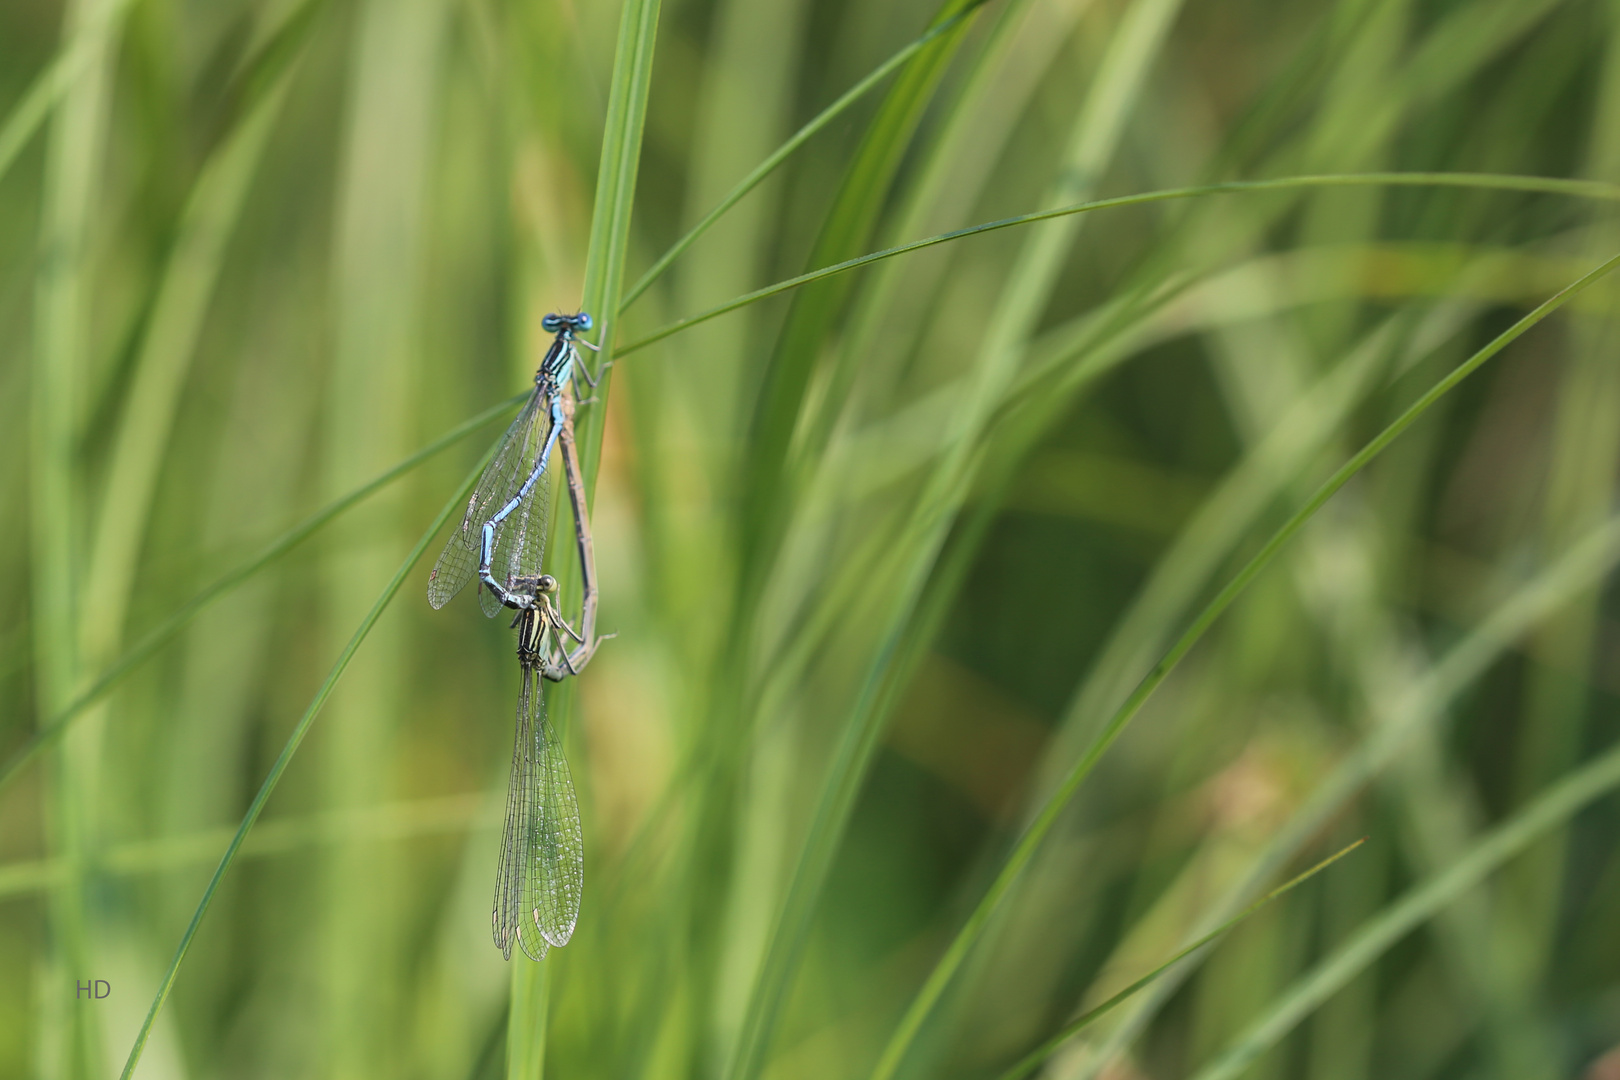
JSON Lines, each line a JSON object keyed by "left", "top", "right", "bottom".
{"left": 478, "top": 430, "right": 553, "bottom": 618}
{"left": 526, "top": 666, "right": 583, "bottom": 949}
{"left": 493, "top": 665, "right": 549, "bottom": 961}
{"left": 428, "top": 389, "right": 544, "bottom": 611}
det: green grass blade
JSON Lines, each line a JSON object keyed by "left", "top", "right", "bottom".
{"left": 1189, "top": 743, "right": 1620, "bottom": 1080}
{"left": 30, "top": 1, "right": 122, "bottom": 1071}
{"left": 0, "top": 792, "right": 494, "bottom": 899}
{"left": 116, "top": 445, "right": 494, "bottom": 1080}
{"left": 863, "top": 3, "right": 1187, "bottom": 1070}
{"left": 0, "top": 0, "right": 132, "bottom": 185}
{"left": 81, "top": 42, "right": 300, "bottom": 680}
{"left": 570, "top": 0, "right": 661, "bottom": 491}
{"left": 851, "top": 247, "right": 1620, "bottom": 1080}
{"left": 615, "top": 173, "right": 1620, "bottom": 357}
{"left": 736, "top": 0, "right": 985, "bottom": 581}
{"left": 617, "top": 0, "right": 993, "bottom": 311}
{"left": 0, "top": 393, "right": 518, "bottom": 798}
{"left": 995, "top": 840, "right": 1367, "bottom": 1080}
{"left": 503, "top": 0, "right": 662, "bottom": 1075}
{"left": 1078, "top": 507, "right": 1620, "bottom": 1075}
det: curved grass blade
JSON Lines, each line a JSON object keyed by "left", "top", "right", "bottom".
{"left": 0, "top": 393, "right": 520, "bottom": 798}
{"left": 569, "top": 0, "right": 661, "bottom": 492}
{"left": 994, "top": 840, "right": 1367, "bottom": 1080}
{"left": 498, "top": 0, "right": 663, "bottom": 1073}
{"left": 740, "top": 3, "right": 1193, "bottom": 1072}
{"left": 117, "top": 442, "right": 495, "bottom": 1080}
{"left": 83, "top": 38, "right": 303, "bottom": 690}
{"left": 1188, "top": 743, "right": 1620, "bottom": 1080}
{"left": 0, "top": 0, "right": 133, "bottom": 185}
{"left": 32, "top": 2, "right": 124, "bottom": 1071}
{"left": 1077, "top": 508, "right": 1620, "bottom": 1076}
{"left": 861, "top": 248, "right": 1620, "bottom": 1080}
{"left": 615, "top": 172, "right": 1620, "bottom": 358}
{"left": 0, "top": 792, "right": 493, "bottom": 900}
{"left": 735, "top": 0, "right": 986, "bottom": 602}
{"left": 617, "top": 0, "right": 995, "bottom": 311}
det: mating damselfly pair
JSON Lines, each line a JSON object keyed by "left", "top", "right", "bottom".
{"left": 428, "top": 311, "right": 604, "bottom": 961}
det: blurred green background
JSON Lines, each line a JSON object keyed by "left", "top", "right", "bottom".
{"left": 7, "top": 0, "right": 1620, "bottom": 1077}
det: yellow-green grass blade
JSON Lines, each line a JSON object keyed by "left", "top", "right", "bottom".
{"left": 0, "top": 0, "right": 132, "bottom": 185}
{"left": 117, "top": 443, "right": 494, "bottom": 1080}
{"left": 617, "top": 173, "right": 1620, "bottom": 358}
{"left": 504, "top": 0, "right": 662, "bottom": 1076}
{"left": 858, "top": 3, "right": 1188, "bottom": 1070}
{"left": 852, "top": 248, "right": 1620, "bottom": 1080}
{"left": 320, "top": 0, "right": 452, "bottom": 1070}
{"left": 81, "top": 33, "right": 301, "bottom": 694}
{"left": 735, "top": 0, "right": 987, "bottom": 587}
{"left": 1077, "top": 506, "right": 1620, "bottom": 1076}
{"left": 995, "top": 840, "right": 1367, "bottom": 1080}
{"left": 0, "top": 393, "right": 519, "bottom": 797}
{"left": 0, "top": 792, "right": 497, "bottom": 899}
{"left": 617, "top": 0, "right": 995, "bottom": 311}
{"left": 30, "top": 0, "right": 122, "bottom": 1072}
{"left": 571, "top": 0, "right": 661, "bottom": 492}
{"left": 1189, "top": 740, "right": 1620, "bottom": 1080}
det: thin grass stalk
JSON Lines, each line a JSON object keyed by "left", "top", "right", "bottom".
{"left": 571, "top": 0, "right": 660, "bottom": 489}
{"left": 616, "top": 173, "right": 1620, "bottom": 356}
{"left": 1209, "top": 257, "right": 1559, "bottom": 1071}
{"left": 1021, "top": 310, "right": 1409, "bottom": 806}
{"left": 0, "top": 792, "right": 494, "bottom": 899}
{"left": 830, "top": 0, "right": 1077, "bottom": 408}
{"left": 679, "top": 0, "right": 815, "bottom": 1061}
{"left": 1061, "top": 499, "right": 1620, "bottom": 1079}
{"left": 870, "top": 305, "right": 1410, "bottom": 1075}
{"left": 857, "top": 249, "right": 1620, "bottom": 1080}
{"left": 322, "top": 1, "right": 450, "bottom": 1067}
{"left": 115, "top": 445, "right": 494, "bottom": 1080}
{"left": 855, "top": 4, "right": 1185, "bottom": 1071}
{"left": 619, "top": 0, "right": 994, "bottom": 312}
{"left": 30, "top": 0, "right": 119, "bottom": 1072}
{"left": 0, "top": 0, "right": 131, "bottom": 184}
{"left": 716, "top": 13, "right": 998, "bottom": 1074}
{"left": 995, "top": 840, "right": 1367, "bottom": 1080}
{"left": 1501, "top": 6, "right": 1620, "bottom": 1001}
{"left": 736, "top": 0, "right": 985, "bottom": 604}
{"left": 0, "top": 392, "right": 518, "bottom": 797}
{"left": 1270, "top": 18, "right": 1572, "bottom": 1039}
{"left": 721, "top": 3, "right": 1081, "bottom": 1069}
{"left": 504, "top": 0, "right": 660, "bottom": 1074}
{"left": 76, "top": 52, "right": 299, "bottom": 823}
{"left": 1189, "top": 738, "right": 1620, "bottom": 1080}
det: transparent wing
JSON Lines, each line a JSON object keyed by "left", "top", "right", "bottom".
{"left": 493, "top": 665, "right": 549, "bottom": 962}
{"left": 527, "top": 667, "right": 583, "bottom": 949}
{"left": 428, "top": 390, "right": 546, "bottom": 611}
{"left": 478, "top": 448, "right": 552, "bottom": 618}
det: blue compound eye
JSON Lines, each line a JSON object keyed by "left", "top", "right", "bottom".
{"left": 541, "top": 314, "right": 562, "bottom": 332}
{"left": 576, "top": 312, "right": 593, "bottom": 331}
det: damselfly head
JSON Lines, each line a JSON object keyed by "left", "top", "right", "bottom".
{"left": 509, "top": 573, "right": 559, "bottom": 598}
{"left": 542, "top": 311, "right": 593, "bottom": 333}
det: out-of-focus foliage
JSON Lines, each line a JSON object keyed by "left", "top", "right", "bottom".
{"left": 5, "top": 0, "right": 1620, "bottom": 1078}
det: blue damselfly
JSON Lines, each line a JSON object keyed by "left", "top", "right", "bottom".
{"left": 428, "top": 312, "right": 598, "bottom": 619}
{"left": 428, "top": 311, "right": 603, "bottom": 959}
